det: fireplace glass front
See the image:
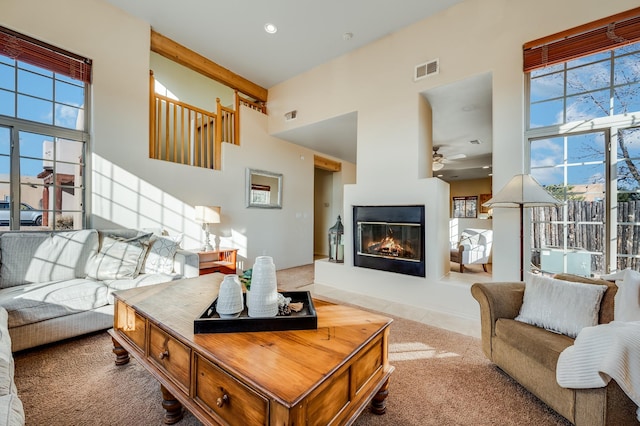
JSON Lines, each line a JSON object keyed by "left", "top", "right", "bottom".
{"left": 353, "top": 205, "right": 425, "bottom": 277}
{"left": 356, "top": 222, "right": 421, "bottom": 262}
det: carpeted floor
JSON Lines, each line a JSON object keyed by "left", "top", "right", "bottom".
{"left": 13, "top": 265, "right": 571, "bottom": 426}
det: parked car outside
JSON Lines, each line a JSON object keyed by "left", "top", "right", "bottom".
{"left": 0, "top": 202, "right": 43, "bottom": 226}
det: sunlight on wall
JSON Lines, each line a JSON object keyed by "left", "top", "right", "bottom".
{"left": 450, "top": 219, "right": 460, "bottom": 248}
{"left": 91, "top": 155, "right": 248, "bottom": 253}
{"left": 229, "top": 230, "right": 248, "bottom": 270}
{"left": 389, "top": 342, "right": 459, "bottom": 362}
{"left": 154, "top": 79, "right": 178, "bottom": 100}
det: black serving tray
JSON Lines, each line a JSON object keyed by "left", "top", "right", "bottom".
{"left": 194, "top": 291, "right": 317, "bottom": 334}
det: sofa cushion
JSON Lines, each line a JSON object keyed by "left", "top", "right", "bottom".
{"left": 0, "top": 393, "right": 24, "bottom": 426}
{"left": 143, "top": 235, "right": 179, "bottom": 274}
{"left": 85, "top": 234, "right": 151, "bottom": 280}
{"left": 104, "top": 272, "right": 181, "bottom": 304}
{"left": 516, "top": 274, "right": 607, "bottom": 338}
{"left": 495, "top": 318, "right": 575, "bottom": 371}
{"left": 0, "top": 308, "right": 14, "bottom": 397}
{"left": 22, "top": 230, "right": 98, "bottom": 284}
{"left": 0, "top": 233, "right": 50, "bottom": 288}
{"left": 0, "top": 279, "right": 109, "bottom": 328}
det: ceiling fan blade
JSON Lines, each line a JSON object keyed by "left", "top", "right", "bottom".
{"left": 447, "top": 153, "right": 467, "bottom": 160}
{"left": 432, "top": 161, "right": 444, "bottom": 171}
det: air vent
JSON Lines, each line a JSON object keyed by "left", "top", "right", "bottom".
{"left": 284, "top": 110, "right": 297, "bottom": 121}
{"left": 414, "top": 59, "right": 439, "bottom": 81}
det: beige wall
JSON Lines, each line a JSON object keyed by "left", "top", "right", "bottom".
{"left": 268, "top": 0, "right": 637, "bottom": 281}
{"left": 150, "top": 52, "right": 235, "bottom": 110}
{"left": 2, "top": 0, "right": 358, "bottom": 270}
{"left": 449, "top": 177, "right": 492, "bottom": 217}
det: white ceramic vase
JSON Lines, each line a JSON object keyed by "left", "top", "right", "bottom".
{"left": 247, "top": 256, "right": 278, "bottom": 317}
{"left": 216, "top": 274, "right": 244, "bottom": 318}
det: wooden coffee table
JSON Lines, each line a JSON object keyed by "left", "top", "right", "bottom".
{"left": 108, "top": 274, "right": 394, "bottom": 425}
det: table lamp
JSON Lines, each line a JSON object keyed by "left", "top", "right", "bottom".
{"left": 195, "top": 206, "right": 221, "bottom": 251}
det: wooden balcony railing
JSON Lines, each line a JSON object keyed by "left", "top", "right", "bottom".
{"left": 149, "top": 71, "right": 266, "bottom": 170}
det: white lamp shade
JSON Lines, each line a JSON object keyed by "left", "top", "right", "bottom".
{"left": 483, "top": 174, "right": 562, "bottom": 208}
{"left": 195, "top": 206, "right": 221, "bottom": 224}
{"left": 432, "top": 161, "right": 444, "bottom": 171}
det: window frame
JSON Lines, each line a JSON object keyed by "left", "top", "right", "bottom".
{"left": 525, "top": 43, "right": 640, "bottom": 275}
{"left": 0, "top": 30, "right": 90, "bottom": 231}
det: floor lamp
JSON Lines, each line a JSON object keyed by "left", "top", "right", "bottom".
{"left": 482, "top": 174, "right": 562, "bottom": 281}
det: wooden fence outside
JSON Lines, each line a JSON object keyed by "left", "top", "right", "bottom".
{"left": 531, "top": 200, "right": 640, "bottom": 274}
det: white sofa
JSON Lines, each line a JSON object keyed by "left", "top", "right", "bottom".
{"left": 0, "top": 229, "right": 199, "bottom": 352}
{"left": 0, "top": 308, "right": 24, "bottom": 425}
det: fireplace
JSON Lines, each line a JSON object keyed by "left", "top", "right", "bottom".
{"left": 353, "top": 205, "right": 425, "bottom": 277}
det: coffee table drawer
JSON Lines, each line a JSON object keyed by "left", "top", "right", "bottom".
{"left": 194, "top": 354, "right": 268, "bottom": 425}
{"left": 114, "top": 300, "right": 146, "bottom": 353}
{"left": 148, "top": 324, "right": 191, "bottom": 393}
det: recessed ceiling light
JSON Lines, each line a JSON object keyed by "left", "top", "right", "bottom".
{"left": 264, "top": 23, "right": 277, "bottom": 34}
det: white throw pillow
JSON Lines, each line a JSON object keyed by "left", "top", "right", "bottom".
{"left": 24, "top": 230, "right": 98, "bottom": 283}
{"left": 143, "top": 235, "right": 179, "bottom": 274}
{"left": 85, "top": 234, "right": 151, "bottom": 280}
{"left": 614, "top": 268, "right": 640, "bottom": 322}
{"left": 515, "top": 273, "right": 608, "bottom": 338}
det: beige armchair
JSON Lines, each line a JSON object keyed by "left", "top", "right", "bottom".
{"left": 471, "top": 275, "right": 638, "bottom": 425}
{"left": 450, "top": 228, "right": 492, "bottom": 273}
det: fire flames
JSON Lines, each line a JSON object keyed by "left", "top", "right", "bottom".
{"left": 368, "top": 236, "right": 413, "bottom": 258}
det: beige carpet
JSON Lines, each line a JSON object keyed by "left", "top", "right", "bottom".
{"left": 14, "top": 265, "right": 571, "bottom": 426}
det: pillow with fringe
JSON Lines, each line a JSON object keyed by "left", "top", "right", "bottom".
{"left": 515, "top": 273, "right": 607, "bottom": 338}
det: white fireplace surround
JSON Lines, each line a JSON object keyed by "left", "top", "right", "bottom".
{"left": 315, "top": 177, "right": 481, "bottom": 337}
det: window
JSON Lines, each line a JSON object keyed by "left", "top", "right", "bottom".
{"left": 250, "top": 184, "right": 271, "bottom": 205}
{"left": 0, "top": 27, "right": 90, "bottom": 230}
{"left": 525, "top": 9, "right": 640, "bottom": 275}
{"left": 452, "top": 196, "right": 477, "bottom": 218}
{"left": 528, "top": 46, "right": 640, "bottom": 129}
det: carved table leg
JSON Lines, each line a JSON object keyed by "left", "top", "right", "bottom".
{"left": 111, "top": 337, "right": 130, "bottom": 366}
{"left": 371, "top": 377, "right": 391, "bottom": 415}
{"left": 161, "top": 384, "right": 183, "bottom": 425}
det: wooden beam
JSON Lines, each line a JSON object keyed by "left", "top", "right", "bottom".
{"left": 150, "top": 30, "right": 268, "bottom": 103}
{"left": 314, "top": 155, "right": 342, "bottom": 172}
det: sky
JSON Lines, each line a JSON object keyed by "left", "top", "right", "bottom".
{"left": 528, "top": 44, "right": 640, "bottom": 194}
{"left": 0, "top": 56, "right": 84, "bottom": 177}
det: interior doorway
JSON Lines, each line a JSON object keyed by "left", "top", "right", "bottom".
{"left": 313, "top": 155, "right": 343, "bottom": 259}
{"left": 314, "top": 168, "right": 332, "bottom": 258}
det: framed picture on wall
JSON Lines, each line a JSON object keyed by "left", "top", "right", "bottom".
{"left": 479, "top": 193, "right": 492, "bottom": 214}
{"left": 453, "top": 196, "right": 478, "bottom": 218}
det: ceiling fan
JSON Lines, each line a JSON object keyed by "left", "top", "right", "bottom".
{"left": 432, "top": 146, "right": 466, "bottom": 171}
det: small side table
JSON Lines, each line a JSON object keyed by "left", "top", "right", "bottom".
{"left": 197, "top": 248, "right": 238, "bottom": 275}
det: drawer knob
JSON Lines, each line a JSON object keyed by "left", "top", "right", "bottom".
{"left": 159, "top": 350, "right": 169, "bottom": 359}
{"left": 216, "top": 394, "right": 229, "bottom": 408}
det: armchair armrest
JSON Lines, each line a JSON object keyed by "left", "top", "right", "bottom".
{"left": 471, "top": 282, "right": 525, "bottom": 360}
{"left": 173, "top": 249, "right": 200, "bottom": 278}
